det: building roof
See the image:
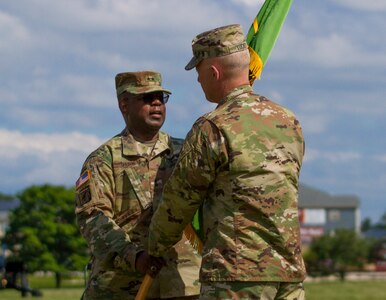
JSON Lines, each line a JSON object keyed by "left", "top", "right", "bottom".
{"left": 299, "top": 184, "right": 359, "bottom": 208}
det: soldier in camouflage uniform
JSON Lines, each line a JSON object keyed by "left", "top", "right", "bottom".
{"left": 147, "top": 25, "right": 306, "bottom": 299}
{"left": 75, "top": 71, "right": 201, "bottom": 300}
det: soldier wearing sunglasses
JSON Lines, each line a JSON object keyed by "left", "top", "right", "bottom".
{"left": 75, "top": 71, "right": 201, "bottom": 300}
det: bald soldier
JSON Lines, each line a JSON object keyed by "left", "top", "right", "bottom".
{"left": 75, "top": 71, "right": 201, "bottom": 300}
{"left": 147, "top": 24, "right": 306, "bottom": 299}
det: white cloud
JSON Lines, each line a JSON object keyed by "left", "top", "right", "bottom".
{"left": 9, "top": 0, "right": 235, "bottom": 33}
{"left": 332, "top": 0, "right": 386, "bottom": 11}
{"left": 276, "top": 28, "right": 386, "bottom": 68}
{"left": 81, "top": 50, "right": 132, "bottom": 70}
{"left": 0, "top": 129, "right": 107, "bottom": 190}
{"left": 304, "top": 148, "right": 361, "bottom": 163}
{"left": 0, "top": 129, "right": 104, "bottom": 158}
{"left": 0, "top": 0, "right": 244, "bottom": 80}
{"left": 0, "top": 11, "right": 31, "bottom": 53}
{"left": 1, "top": 74, "right": 114, "bottom": 108}
{"left": 375, "top": 154, "right": 386, "bottom": 163}
{"left": 2, "top": 104, "right": 118, "bottom": 131}
{"left": 231, "top": 0, "right": 264, "bottom": 8}
{"left": 298, "top": 114, "right": 331, "bottom": 135}
{"left": 58, "top": 74, "right": 114, "bottom": 107}
{"left": 22, "top": 150, "right": 87, "bottom": 186}
{"left": 312, "top": 34, "right": 356, "bottom": 67}
{"left": 272, "top": 5, "right": 386, "bottom": 70}
{"left": 0, "top": 89, "right": 17, "bottom": 105}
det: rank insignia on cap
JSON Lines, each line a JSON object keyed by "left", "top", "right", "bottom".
{"left": 76, "top": 170, "right": 90, "bottom": 190}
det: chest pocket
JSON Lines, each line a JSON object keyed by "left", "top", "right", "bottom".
{"left": 124, "top": 168, "right": 152, "bottom": 210}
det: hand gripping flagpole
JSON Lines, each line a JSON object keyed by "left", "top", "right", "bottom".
{"left": 134, "top": 223, "right": 203, "bottom": 300}
{"left": 134, "top": 274, "right": 153, "bottom": 300}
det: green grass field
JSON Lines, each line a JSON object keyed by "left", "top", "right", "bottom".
{"left": 304, "top": 280, "right": 385, "bottom": 300}
{"left": 0, "top": 274, "right": 85, "bottom": 300}
{"left": 0, "top": 288, "right": 83, "bottom": 300}
{"left": 1, "top": 277, "right": 385, "bottom": 299}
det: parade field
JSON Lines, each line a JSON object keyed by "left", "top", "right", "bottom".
{"left": 304, "top": 280, "right": 385, "bottom": 300}
{"left": 1, "top": 277, "right": 385, "bottom": 300}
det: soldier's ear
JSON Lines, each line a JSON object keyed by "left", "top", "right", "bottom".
{"left": 211, "top": 65, "right": 220, "bottom": 80}
{"left": 118, "top": 96, "right": 129, "bottom": 114}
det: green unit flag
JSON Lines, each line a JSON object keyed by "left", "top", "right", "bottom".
{"left": 247, "top": 0, "right": 293, "bottom": 84}
{"left": 190, "top": 204, "right": 204, "bottom": 252}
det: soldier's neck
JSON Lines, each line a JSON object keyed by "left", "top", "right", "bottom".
{"left": 128, "top": 128, "right": 159, "bottom": 143}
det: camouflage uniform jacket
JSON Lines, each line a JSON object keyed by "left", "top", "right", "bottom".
{"left": 75, "top": 128, "right": 201, "bottom": 299}
{"left": 149, "top": 85, "right": 306, "bottom": 282}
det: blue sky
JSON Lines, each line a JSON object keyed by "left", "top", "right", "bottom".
{"left": 0, "top": 0, "right": 385, "bottom": 223}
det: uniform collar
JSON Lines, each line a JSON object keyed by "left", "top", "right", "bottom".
{"left": 217, "top": 84, "right": 252, "bottom": 107}
{"left": 121, "top": 128, "right": 171, "bottom": 157}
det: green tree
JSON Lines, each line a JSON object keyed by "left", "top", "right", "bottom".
{"left": 0, "top": 192, "right": 14, "bottom": 200}
{"left": 362, "top": 212, "right": 386, "bottom": 231}
{"left": 304, "top": 229, "right": 369, "bottom": 281}
{"left": 361, "top": 217, "right": 372, "bottom": 232}
{"left": 2, "top": 184, "right": 89, "bottom": 288}
{"left": 375, "top": 212, "right": 386, "bottom": 229}
{"left": 368, "top": 238, "right": 386, "bottom": 263}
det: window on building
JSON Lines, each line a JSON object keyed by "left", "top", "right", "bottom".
{"left": 301, "top": 208, "right": 326, "bottom": 225}
{"left": 329, "top": 209, "right": 341, "bottom": 222}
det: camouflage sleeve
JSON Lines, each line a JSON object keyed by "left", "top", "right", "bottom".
{"left": 148, "top": 118, "right": 227, "bottom": 256}
{"left": 75, "top": 149, "right": 142, "bottom": 271}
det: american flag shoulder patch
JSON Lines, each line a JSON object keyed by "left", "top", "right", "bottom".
{"left": 76, "top": 170, "right": 90, "bottom": 189}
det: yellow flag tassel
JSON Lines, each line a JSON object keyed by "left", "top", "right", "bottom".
{"left": 248, "top": 47, "right": 264, "bottom": 84}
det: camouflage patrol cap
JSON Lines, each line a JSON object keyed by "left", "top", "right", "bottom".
{"left": 185, "top": 24, "right": 247, "bottom": 71}
{"left": 115, "top": 71, "right": 171, "bottom": 96}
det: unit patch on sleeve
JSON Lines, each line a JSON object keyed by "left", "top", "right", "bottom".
{"left": 76, "top": 185, "right": 91, "bottom": 206}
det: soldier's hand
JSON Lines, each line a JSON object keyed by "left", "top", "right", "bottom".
{"left": 135, "top": 251, "right": 166, "bottom": 278}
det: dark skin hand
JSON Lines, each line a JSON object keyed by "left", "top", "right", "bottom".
{"left": 135, "top": 251, "right": 166, "bottom": 278}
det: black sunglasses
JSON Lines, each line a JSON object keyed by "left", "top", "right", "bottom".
{"left": 135, "top": 92, "right": 170, "bottom": 104}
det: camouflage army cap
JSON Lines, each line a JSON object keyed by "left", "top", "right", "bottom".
{"left": 115, "top": 71, "right": 171, "bottom": 96}
{"left": 185, "top": 24, "right": 247, "bottom": 71}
